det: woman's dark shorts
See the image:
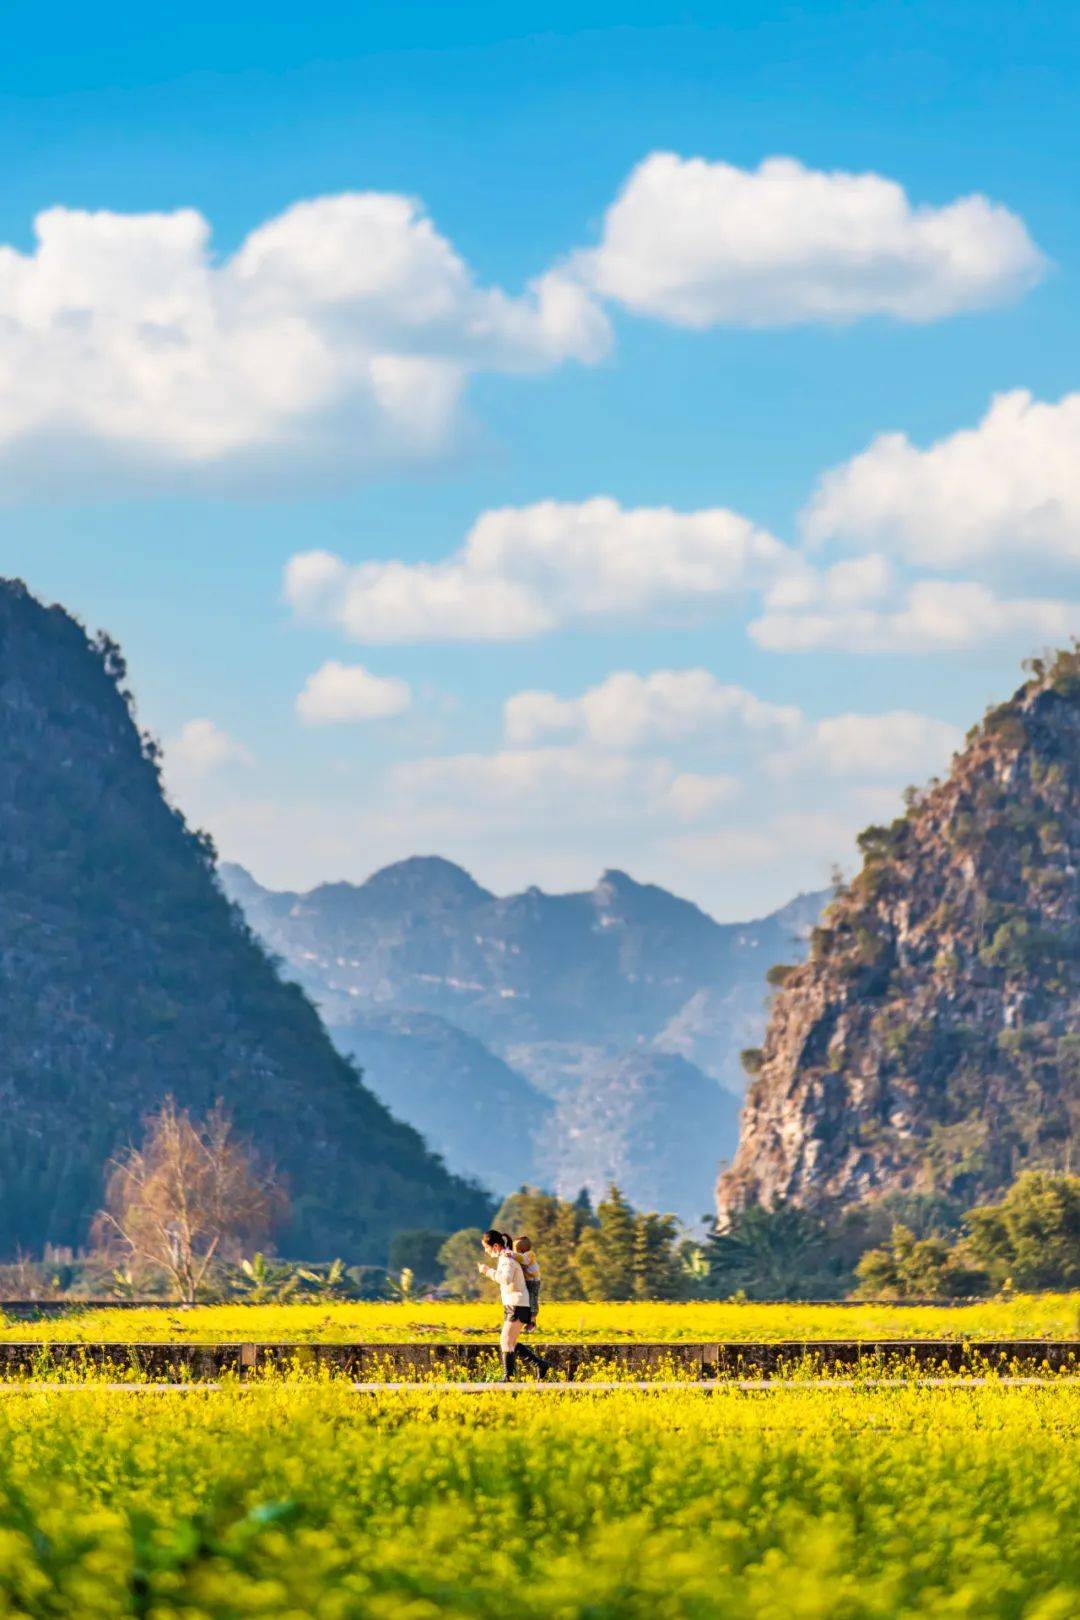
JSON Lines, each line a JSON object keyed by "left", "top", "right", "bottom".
{"left": 503, "top": 1304, "right": 533, "bottom": 1325}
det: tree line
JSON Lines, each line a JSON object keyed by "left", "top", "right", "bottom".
{"left": 5, "top": 1099, "right": 1075, "bottom": 1302}
{"left": 852, "top": 1172, "right": 1080, "bottom": 1296}
{"left": 436, "top": 1184, "right": 702, "bottom": 1301}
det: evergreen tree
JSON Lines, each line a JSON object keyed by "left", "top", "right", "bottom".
{"left": 388, "top": 1228, "right": 449, "bottom": 1285}
{"left": 435, "top": 1228, "right": 488, "bottom": 1299}
{"left": 854, "top": 1224, "right": 987, "bottom": 1299}
{"left": 962, "top": 1172, "right": 1080, "bottom": 1289}
{"left": 546, "top": 1201, "right": 588, "bottom": 1298}
{"left": 491, "top": 1185, "right": 590, "bottom": 1298}
{"left": 441, "top": 1184, "right": 688, "bottom": 1302}
{"left": 852, "top": 1172, "right": 1080, "bottom": 1296}
{"left": 632, "top": 1211, "right": 682, "bottom": 1299}
{"left": 576, "top": 1185, "right": 637, "bottom": 1300}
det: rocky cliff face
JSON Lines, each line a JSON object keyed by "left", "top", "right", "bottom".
{"left": 717, "top": 649, "right": 1080, "bottom": 1223}
{"left": 0, "top": 579, "right": 485, "bottom": 1259}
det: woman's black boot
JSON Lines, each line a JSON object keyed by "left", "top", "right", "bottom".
{"left": 500, "top": 1349, "right": 518, "bottom": 1381}
{"left": 516, "top": 1344, "right": 552, "bottom": 1379}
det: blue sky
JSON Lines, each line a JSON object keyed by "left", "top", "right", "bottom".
{"left": 4, "top": 2, "right": 1079, "bottom": 916}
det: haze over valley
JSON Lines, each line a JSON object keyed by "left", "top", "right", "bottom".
{"left": 224, "top": 858, "right": 825, "bottom": 1216}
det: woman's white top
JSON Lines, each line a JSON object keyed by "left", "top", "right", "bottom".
{"left": 482, "top": 1250, "right": 529, "bottom": 1307}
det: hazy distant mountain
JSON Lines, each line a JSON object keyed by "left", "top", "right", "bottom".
{"left": 522, "top": 1046, "right": 742, "bottom": 1224}
{"left": 222, "top": 858, "right": 824, "bottom": 1084}
{"left": 223, "top": 858, "right": 825, "bottom": 1219}
{"left": 328, "top": 1007, "right": 553, "bottom": 1194}
{"left": 0, "top": 579, "right": 485, "bottom": 1262}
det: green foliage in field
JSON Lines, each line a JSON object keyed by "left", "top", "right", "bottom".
{"left": 854, "top": 1226, "right": 988, "bottom": 1300}
{"left": 706, "top": 1203, "right": 844, "bottom": 1299}
{"left": 965, "top": 1172, "right": 1080, "bottom": 1289}
{"left": 436, "top": 1227, "right": 489, "bottom": 1299}
{"left": 856, "top": 1173, "right": 1080, "bottom": 1297}
{"left": 480, "top": 1184, "right": 689, "bottom": 1301}
{"left": 0, "top": 1384, "right": 1074, "bottom": 1615}
{"left": 387, "top": 1228, "right": 448, "bottom": 1286}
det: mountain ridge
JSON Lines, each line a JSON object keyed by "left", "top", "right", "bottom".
{"left": 0, "top": 578, "right": 486, "bottom": 1259}
{"left": 221, "top": 856, "right": 826, "bottom": 1082}
{"left": 223, "top": 858, "right": 826, "bottom": 1219}
{"left": 716, "top": 647, "right": 1080, "bottom": 1223}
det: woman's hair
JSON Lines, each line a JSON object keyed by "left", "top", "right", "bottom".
{"left": 482, "top": 1229, "right": 511, "bottom": 1250}
{"left": 514, "top": 1236, "right": 532, "bottom": 1252}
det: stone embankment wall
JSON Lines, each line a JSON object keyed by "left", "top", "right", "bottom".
{"left": 0, "top": 1340, "right": 1076, "bottom": 1379}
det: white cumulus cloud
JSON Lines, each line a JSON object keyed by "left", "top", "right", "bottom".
{"left": 284, "top": 498, "right": 795, "bottom": 643}
{"left": 577, "top": 152, "right": 1044, "bottom": 327}
{"left": 504, "top": 668, "right": 801, "bottom": 748}
{"left": 501, "top": 667, "right": 959, "bottom": 788}
{"left": 389, "top": 746, "right": 667, "bottom": 826}
{"left": 295, "top": 661, "right": 412, "bottom": 725}
{"left": 770, "top": 711, "right": 963, "bottom": 781}
{"left": 804, "top": 390, "right": 1080, "bottom": 569}
{"left": 194, "top": 676, "right": 967, "bottom": 917}
{"left": 751, "top": 566, "right": 1075, "bottom": 653}
{"left": 665, "top": 772, "right": 739, "bottom": 821}
{"left": 388, "top": 745, "right": 739, "bottom": 837}
{"left": 0, "top": 193, "right": 609, "bottom": 488}
{"left": 166, "top": 719, "right": 251, "bottom": 783}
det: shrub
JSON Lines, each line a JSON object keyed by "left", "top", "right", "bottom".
{"left": 963, "top": 1172, "right": 1080, "bottom": 1290}
{"left": 854, "top": 1224, "right": 988, "bottom": 1300}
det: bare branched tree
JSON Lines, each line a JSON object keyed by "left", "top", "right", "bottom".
{"left": 92, "top": 1098, "right": 285, "bottom": 1302}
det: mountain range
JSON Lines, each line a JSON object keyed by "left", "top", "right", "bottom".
{"left": 9, "top": 564, "right": 1075, "bottom": 1258}
{"left": 8, "top": 573, "right": 1070, "bottom": 1253}
{"left": 223, "top": 859, "right": 825, "bottom": 1219}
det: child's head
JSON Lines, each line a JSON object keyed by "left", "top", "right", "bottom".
{"left": 514, "top": 1235, "right": 532, "bottom": 1254}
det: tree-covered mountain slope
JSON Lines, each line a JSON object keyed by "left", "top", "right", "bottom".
{"left": 0, "top": 579, "right": 485, "bottom": 1260}
{"left": 717, "top": 648, "right": 1080, "bottom": 1224}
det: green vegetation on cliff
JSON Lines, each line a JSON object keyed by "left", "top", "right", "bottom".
{"left": 718, "top": 647, "right": 1080, "bottom": 1221}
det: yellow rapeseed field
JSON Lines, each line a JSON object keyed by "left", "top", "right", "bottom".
{"left": 0, "top": 1381, "right": 1074, "bottom": 1615}
{"left": 1, "top": 1294, "right": 1077, "bottom": 1343}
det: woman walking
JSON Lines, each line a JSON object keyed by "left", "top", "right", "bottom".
{"left": 478, "top": 1230, "right": 552, "bottom": 1381}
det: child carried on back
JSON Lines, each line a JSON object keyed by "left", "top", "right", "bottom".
{"left": 513, "top": 1235, "right": 541, "bottom": 1330}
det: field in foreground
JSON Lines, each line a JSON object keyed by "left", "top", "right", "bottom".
{"left": 2, "top": 1294, "right": 1078, "bottom": 1344}
{"left": 0, "top": 1383, "right": 1075, "bottom": 1616}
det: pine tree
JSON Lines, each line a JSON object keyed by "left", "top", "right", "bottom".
{"left": 632, "top": 1211, "right": 682, "bottom": 1299}
{"left": 491, "top": 1184, "right": 588, "bottom": 1299}
{"left": 546, "top": 1201, "right": 587, "bottom": 1298}
{"left": 575, "top": 1184, "right": 636, "bottom": 1300}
